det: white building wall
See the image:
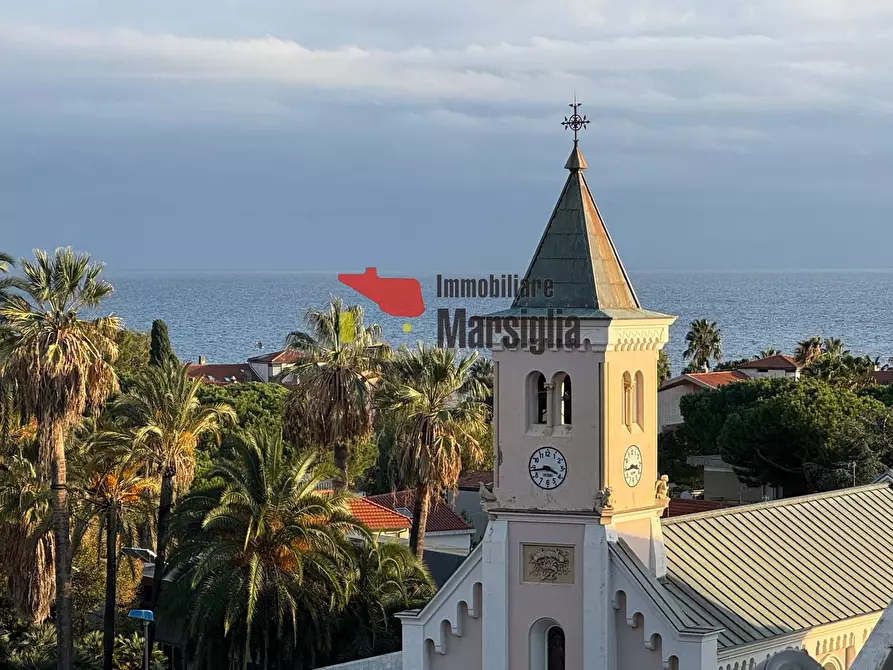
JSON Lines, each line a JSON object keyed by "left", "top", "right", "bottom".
{"left": 425, "top": 531, "right": 473, "bottom": 554}
{"left": 315, "top": 652, "right": 402, "bottom": 670}
{"left": 451, "top": 489, "right": 489, "bottom": 542}
{"left": 658, "top": 383, "right": 696, "bottom": 432}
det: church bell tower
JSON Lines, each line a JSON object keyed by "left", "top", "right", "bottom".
{"left": 478, "top": 100, "right": 676, "bottom": 670}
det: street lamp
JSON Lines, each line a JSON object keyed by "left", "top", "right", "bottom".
{"left": 127, "top": 609, "right": 155, "bottom": 670}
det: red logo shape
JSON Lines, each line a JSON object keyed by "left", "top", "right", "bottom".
{"left": 338, "top": 267, "right": 425, "bottom": 318}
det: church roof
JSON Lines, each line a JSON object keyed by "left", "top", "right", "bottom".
{"left": 500, "top": 146, "right": 659, "bottom": 317}
{"left": 661, "top": 483, "right": 893, "bottom": 649}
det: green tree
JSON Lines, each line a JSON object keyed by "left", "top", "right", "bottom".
{"left": 71, "top": 439, "right": 157, "bottom": 670}
{"left": 713, "top": 358, "right": 752, "bottom": 372}
{"left": 284, "top": 298, "right": 390, "bottom": 491}
{"left": 114, "top": 361, "right": 234, "bottom": 647}
{"left": 822, "top": 337, "right": 847, "bottom": 359}
{"left": 682, "top": 319, "right": 722, "bottom": 372}
{"left": 0, "top": 248, "right": 120, "bottom": 669}
{"left": 148, "top": 320, "right": 176, "bottom": 368}
{"left": 679, "top": 376, "right": 795, "bottom": 453}
{"left": 112, "top": 330, "right": 150, "bottom": 393}
{"left": 657, "top": 350, "right": 671, "bottom": 384}
{"left": 163, "top": 427, "right": 366, "bottom": 670}
{"left": 325, "top": 539, "right": 434, "bottom": 665}
{"left": 657, "top": 426, "right": 701, "bottom": 491}
{"left": 802, "top": 352, "right": 875, "bottom": 391}
{"left": 377, "top": 345, "right": 487, "bottom": 558}
{"left": 685, "top": 378, "right": 893, "bottom": 495}
{"left": 759, "top": 347, "right": 780, "bottom": 358}
{"left": 0, "top": 451, "right": 54, "bottom": 625}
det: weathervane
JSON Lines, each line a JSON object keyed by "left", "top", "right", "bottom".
{"left": 561, "top": 95, "right": 590, "bottom": 147}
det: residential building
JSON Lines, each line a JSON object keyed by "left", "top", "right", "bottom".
{"left": 366, "top": 490, "right": 475, "bottom": 556}
{"left": 319, "top": 125, "right": 893, "bottom": 670}
{"left": 658, "top": 354, "right": 801, "bottom": 432}
{"left": 185, "top": 349, "right": 300, "bottom": 385}
{"left": 658, "top": 370, "right": 749, "bottom": 431}
{"left": 184, "top": 357, "right": 256, "bottom": 385}
{"left": 246, "top": 349, "right": 301, "bottom": 382}
{"left": 685, "top": 454, "right": 781, "bottom": 503}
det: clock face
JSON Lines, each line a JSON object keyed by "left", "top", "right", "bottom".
{"left": 623, "top": 446, "right": 643, "bottom": 487}
{"left": 529, "top": 447, "right": 567, "bottom": 490}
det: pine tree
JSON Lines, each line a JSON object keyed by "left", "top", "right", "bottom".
{"left": 149, "top": 319, "right": 177, "bottom": 366}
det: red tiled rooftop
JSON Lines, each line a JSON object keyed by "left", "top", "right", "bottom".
{"left": 737, "top": 354, "right": 799, "bottom": 371}
{"left": 664, "top": 498, "right": 736, "bottom": 518}
{"left": 367, "top": 490, "right": 473, "bottom": 533}
{"left": 871, "top": 370, "right": 893, "bottom": 385}
{"left": 346, "top": 497, "right": 412, "bottom": 531}
{"left": 686, "top": 370, "right": 749, "bottom": 389}
{"left": 186, "top": 363, "right": 253, "bottom": 384}
{"left": 457, "top": 471, "right": 493, "bottom": 490}
{"left": 247, "top": 349, "right": 302, "bottom": 364}
{"left": 660, "top": 370, "right": 748, "bottom": 392}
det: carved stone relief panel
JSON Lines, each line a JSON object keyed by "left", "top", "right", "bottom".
{"left": 522, "top": 544, "right": 575, "bottom": 584}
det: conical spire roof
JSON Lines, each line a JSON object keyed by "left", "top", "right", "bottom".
{"left": 510, "top": 146, "right": 640, "bottom": 312}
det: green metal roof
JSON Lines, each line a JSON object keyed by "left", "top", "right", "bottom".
{"left": 661, "top": 484, "right": 893, "bottom": 649}
{"left": 500, "top": 145, "right": 665, "bottom": 320}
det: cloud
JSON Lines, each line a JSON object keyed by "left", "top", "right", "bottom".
{"left": 2, "top": 16, "right": 893, "bottom": 116}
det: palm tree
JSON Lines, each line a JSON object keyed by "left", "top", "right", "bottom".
{"left": 794, "top": 336, "right": 822, "bottom": 366}
{"left": 284, "top": 298, "right": 390, "bottom": 491}
{"left": 114, "top": 360, "right": 235, "bottom": 645}
{"left": 759, "top": 347, "right": 780, "bottom": 359}
{"left": 465, "top": 357, "right": 494, "bottom": 417}
{"left": 378, "top": 344, "right": 487, "bottom": 558}
{"left": 0, "top": 450, "right": 54, "bottom": 625}
{"left": 682, "top": 319, "right": 722, "bottom": 372}
{"left": 71, "top": 432, "right": 157, "bottom": 670}
{"left": 164, "top": 427, "right": 366, "bottom": 670}
{"left": 0, "top": 248, "right": 120, "bottom": 669}
{"left": 330, "top": 539, "right": 434, "bottom": 663}
{"left": 822, "top": 337, "right": 848, "bottom": 359}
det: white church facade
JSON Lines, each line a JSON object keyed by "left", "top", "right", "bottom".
{"left": 322, "top": 111, "right": 893, "bottom": 670}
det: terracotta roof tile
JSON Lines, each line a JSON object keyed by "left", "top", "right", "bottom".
{"left": 737, "top": 354, "right": 799, "bottom": 371}
{"left": 457, "top": 471, "right": 493, "bottom": 490}
{"left": 366, "top": 491, "right": 473, "bottom": 533}
{"left": 345, "top": 497, "right": 411, "bottom": 531}
{"left": 872, "top": 370, "right": 893, "bottom": 385}
{"left": 186, "top": 364, "right": 254, "bottom": 384}
{"left": 664, "top": 498, "right": 736, "bottom": 518}
{"left": 685, "top": 370, "right": 749, "bottom": 389}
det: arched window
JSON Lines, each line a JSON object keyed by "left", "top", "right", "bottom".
{"left": 622, "top": 372, "right": 633, "bottom": 429}
{"left": 547, "top": 626, "right": 565, "bottom": 670}
{"left": 554, "top": 373, "right": 572, "bottom": 425}
{"left": 529, "top": 373, "right": 547, "bottom": 426}
{"left": 530, "top": 619, "right": 564, "bottom": 670}
{"left": 634, "top": 370, "right": 644, "bottom": 428}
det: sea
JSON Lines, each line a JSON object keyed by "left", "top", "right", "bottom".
{"left": 103, "top": 270, "right": 893, "bottom": 376}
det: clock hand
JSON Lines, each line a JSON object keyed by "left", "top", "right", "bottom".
{"left": 530, "top": 465, "right": 559, "bottom": 474}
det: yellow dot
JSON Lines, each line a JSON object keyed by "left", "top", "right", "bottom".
{"left": 403, "top": 323, "right": 412, "bottom": 333}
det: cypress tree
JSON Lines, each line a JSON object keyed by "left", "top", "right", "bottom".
{"left": 149, "top": 319, "right": 177, "bottom": 366}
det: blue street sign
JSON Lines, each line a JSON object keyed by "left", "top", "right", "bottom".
{"left": 127, "top": 609, "right": 155, "bottom": 622}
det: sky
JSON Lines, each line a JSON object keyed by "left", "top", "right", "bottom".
{"left": 2, "top": 1, "right": 893, "bottom": 273}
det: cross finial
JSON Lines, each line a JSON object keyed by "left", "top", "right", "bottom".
{"left": 561, "top": 94, "right": 590, "bottom": 147}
